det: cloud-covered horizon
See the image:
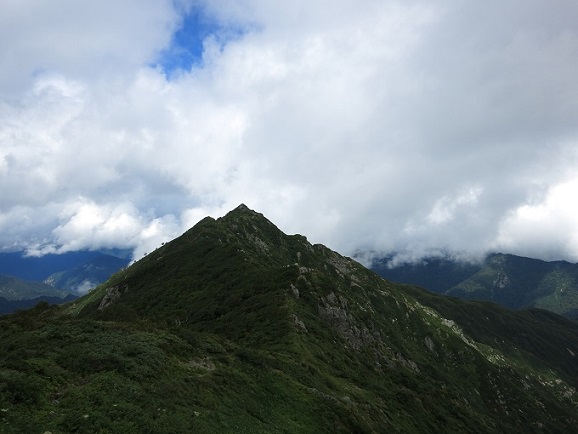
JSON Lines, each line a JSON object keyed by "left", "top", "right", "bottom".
{"left": 2, "top": 0, "right": 578, "bottom": 264}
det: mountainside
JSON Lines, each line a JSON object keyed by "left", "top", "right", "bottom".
{"left": 371, "top": 253, "right": 578, "bottom": 318}
{"left": 1, "top": 205, "right": 578, "bottom": 433}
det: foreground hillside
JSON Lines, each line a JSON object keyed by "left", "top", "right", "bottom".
{"left": 1, "top": 205, "right": 577, "bottom": 433}
{"left": 371, "top": 253, "right": 578, "bottom": 318}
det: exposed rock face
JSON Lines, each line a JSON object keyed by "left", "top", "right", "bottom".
{"left": 318, "top": 291, "right": 420, "bottom": 372}
{"left": 186, "top": 357, "right": 216, "bottom": 372}
{"left": 318, "top": 291, "right": 378, "bottom": 350}
{"left": 493, "top": 272, "right": 510, "bottom": 289}
{"left": 98, "top": 284, "right": 128, "bottom": 310}
{"left": 394, "top": 352, "right": 419, "bottom": 372}
{"left": 291, "top": 314, "right": 308, "bottom": 333}
{"left": 289, "top": 283, "right": 300, "bottom": 298}
{"left": 425, "top": 336, "right": 435, "bottom": 352}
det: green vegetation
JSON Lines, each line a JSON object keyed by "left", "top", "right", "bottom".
{"left": 1, "top": 205, "right": 578, "bottom": 433}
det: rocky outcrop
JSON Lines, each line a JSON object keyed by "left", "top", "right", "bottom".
{"left": 186, "top": 357, "right": 216, "bottom": 372}
{"left": 291, "top": 314, "right": 308, "bottom": 333}
{"left": 425, "top": 336, "right": 435, "bottom": 352}
{"left": 318, "top": 291, "right": 379, "bottom": 350}
{"left": 289, "top": 283, "right": 300, "bottom": 298}
{"left": 98, "top": 283, "right": 128, "bottom": 310}
{"left": 493, "top": 272, "right": 510, "bottom": 289}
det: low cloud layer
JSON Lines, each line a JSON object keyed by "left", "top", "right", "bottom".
{"left": 2, "top": 0, "right": 578, "bottom": 263}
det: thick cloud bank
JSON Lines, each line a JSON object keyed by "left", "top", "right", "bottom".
{"left": 1, "top": 0, "right": 578, "bottom": 262}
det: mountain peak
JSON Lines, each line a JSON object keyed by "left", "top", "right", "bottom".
{"left": 232, "top": 203, "right": 251, "bottom": 212}
{"left": 222, "top": 203, "right": 266, "bottom": 223}
{"left": 49, "top": 205, "right": 578, "bottom": 432}
{"left": 223, "top": 203, "right": 261, "bottom": 219}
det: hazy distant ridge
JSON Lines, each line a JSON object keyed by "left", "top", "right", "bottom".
{"left": 371, "top": 253, "right": 578, "bottom": 318}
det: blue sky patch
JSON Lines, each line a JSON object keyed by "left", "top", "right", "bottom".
{"left": 156, "top": 7, "right": 250, "bottom": 78}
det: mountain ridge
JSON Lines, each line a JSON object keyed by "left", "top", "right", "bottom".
{"left": 371, "top": 252, "right": 578, "bottom": 318}
{"left": 2, "top": 205, "right": 578, "bottom": 433}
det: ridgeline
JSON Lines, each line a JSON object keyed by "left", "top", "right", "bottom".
{"left": 1, "top": 205, "right": 577, "bottom": 433}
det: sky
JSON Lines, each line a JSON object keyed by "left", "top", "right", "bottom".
{"left": 1, "top": 0, "right": 578, "bottom": 265}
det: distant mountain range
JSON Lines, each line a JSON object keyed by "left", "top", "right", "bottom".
{"left": 0, "top": 249, "right": 131, "bottom": 282}
{"left": 0, "top": 251, "right": 130, "bottom": 315}
{"left": 0, "top": 274, "right": 70, "bottom": 301}
{"left": 0, "top": 274, "right": 74, "bottom": 315}
{"left": 1, "top": 205, "right": 577, "bottom": 432}
{"left": 370, "top": 253, "right": 578, "bottom": 318}
{"left": 0, "top": 294, "right": 78, "bottom": 316}
{"left": 43, "top": 254, "right": 129, "bottom": 293}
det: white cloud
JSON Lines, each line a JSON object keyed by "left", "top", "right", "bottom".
{"left": 23, "top": 198, "right": 182, "bottom": 259}
{"left": 494, "top": 178, "right": 578, "bottom": 261}
{"left": 73, "top": 280, "right": 98, "bottom": 295}
{"left": 0, "top": 0, "right": 185, "bottom": 97}
{"left": 425, "top": 187, "right": 482, "bottom": 226}
{"left": 25, "top": 199, "right": 141, "bottom": 255}
{"left": 1, "top": 1, "right": 578, "bottom": 263}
